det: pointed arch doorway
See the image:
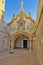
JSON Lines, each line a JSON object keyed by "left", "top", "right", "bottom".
{"left": 12, "top": 32, "right": 33, "bottom": 51}
{"left": 14, "top": 36, "right": 29, "bottom": 49}
{"left": 13, "top": 33, "right": 30, "bottom": 49}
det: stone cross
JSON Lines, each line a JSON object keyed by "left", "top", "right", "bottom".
{"left": 20, "top": 0, "right": 24, "bottom": 11}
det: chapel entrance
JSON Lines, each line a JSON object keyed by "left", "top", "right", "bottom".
{"left": 23, "top": 40, "right": 27, "bottom": 48}
{"left": 14, "top": 34, "right": 30, "bottom": 49}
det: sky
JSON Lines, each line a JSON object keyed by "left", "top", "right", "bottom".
{"left": 4, "top": 0, "right": 39, "bottom": 23}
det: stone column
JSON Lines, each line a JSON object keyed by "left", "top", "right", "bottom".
{"left": 9, "top": 39, "right": 14, "bottom": 53}
{"left": 13, "top": 40, "right": 16, "bottom": 49}
{"left": 4, "top": 37, "right": 7, "bottom": 49}
{"left": 29, "top": 39, "right": 32, "bottom": 51}
{"left": 9, "top": 40, "right": 11, "bottom": 52}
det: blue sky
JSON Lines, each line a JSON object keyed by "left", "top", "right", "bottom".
{"left": 4, "top": 0, "right": 39, "bottom": 23}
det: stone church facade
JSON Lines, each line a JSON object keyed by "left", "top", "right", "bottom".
{"left": 0, "top": 0, "right": 43, "bottom": 65}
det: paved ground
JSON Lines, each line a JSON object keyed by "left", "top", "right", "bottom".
{"left": 0, "top": 49, "right": 39, "bottom": 65}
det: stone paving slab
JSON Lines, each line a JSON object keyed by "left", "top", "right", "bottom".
{"left": 0, "top": 49, "right": 39, "bottom": 65}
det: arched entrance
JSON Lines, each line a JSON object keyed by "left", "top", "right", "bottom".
{"left": 12, "top": 32, "right": 32, "bottom": 50}
{"left": 14, "top": 35, "right": 30, "bottom": 49}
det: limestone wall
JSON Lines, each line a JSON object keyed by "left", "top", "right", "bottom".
{"left": 0, "top": 0, "right": 5, "bottom": 19}
{"left": 36, "top": 10, "right": 43, "bottom": 65}
{"left": 36, "top": 0, "right": 43, "bottom": 26}
{"left": 0, "top": 31, "right": 10, "bottom": 51}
